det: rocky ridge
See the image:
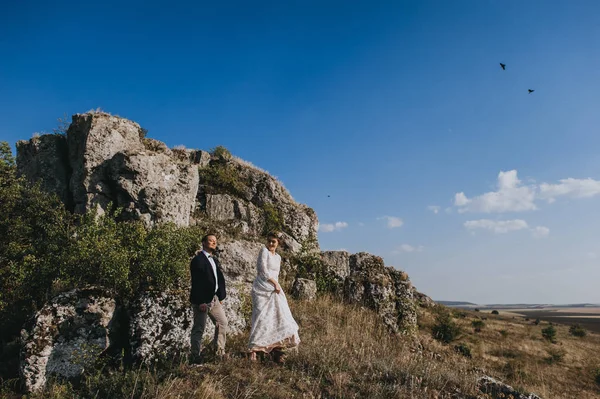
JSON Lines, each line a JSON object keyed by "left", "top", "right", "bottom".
{"left": 16, "top": 112, "right": 429, "bottom": 392}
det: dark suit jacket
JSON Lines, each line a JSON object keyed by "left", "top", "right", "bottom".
{"left": 189, "top": 252, "right": 226, "bottom": 305}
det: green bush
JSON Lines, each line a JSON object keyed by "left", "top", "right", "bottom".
{"left": 432, "top": 308, "right": 461, "bottom": 344}
{"left": 0, "top": 141, "right": 204, "bottom": 343}
{"left": 471, "top": 319, "right": 485, "bottom": 332}
{"left": 198, "top": 163, "right": 248, "bottom": 198}
{"left": 491, "top": 310, "right": 499, "bottom": 315}
{"left": 263, "top": 203, "right": 284, "bottom": 235}
{"left": 544, "top": 347, "right": 565, "bottom": 364}
{"left": 210, "top": 145, "right": 232, "bottom": 161}
{"left": 594, "top": 368, "right": 600, "bottom": 386}
{"left": 569, "top": 324, "right": 587, "bottom": 337}
{"left": 542, "top": 325, "right": 557, "bottom": 343}
{"left": 454, "top": 343, "right": 472, "bottom": 358}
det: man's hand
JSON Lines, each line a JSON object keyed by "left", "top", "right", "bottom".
{"left": 198, "top": 303, "right": 208, "bottom": 312}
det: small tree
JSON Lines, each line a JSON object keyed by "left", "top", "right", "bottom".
{"left": 569, "top": 324, "right": 587, "bottom": 337}
{"left": 542, "top": 325, "right": 557, "bottom": 343}
{"left": 472, "top": 319, "right": 485, "bottom": 332}
{"left": 432, "top": 309, "right": 461, "bottom": 343}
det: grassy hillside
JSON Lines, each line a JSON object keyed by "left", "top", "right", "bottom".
{"left": 5, "top": 296, "right": 598, "bottom": 399}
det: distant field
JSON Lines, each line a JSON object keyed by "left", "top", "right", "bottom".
{"left": 493, "top": 307, "right": 600, "bottom": 333}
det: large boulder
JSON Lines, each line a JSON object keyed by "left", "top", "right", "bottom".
{"left": 217, "top": 239, "right": 264, "bottom": 283}
{"left": 343, "top": 253, "right": 417, "bottom": 334}
{"left": 20, "top": 287, "right": 120, "bottom": 393}
{"left": 16, "top": 134, "right": 72, "bottom": 208}
{"left": 67, "top": 112, "right": 145, "bottom": 215}
{"left": 321, "top": 250, "right": 350, "bottom": 281}
{"left": 129, "top": 285, "right": 249, "bottom": 364}
{"left": 107, "top": 151, "right": 199, "bottom": 226}
{"left": 291, "top": 278, "right": 317, "bottom": 301}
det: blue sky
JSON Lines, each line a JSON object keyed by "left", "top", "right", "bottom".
{"left": 2, "top": 1, "right": 599, "bottom": 304}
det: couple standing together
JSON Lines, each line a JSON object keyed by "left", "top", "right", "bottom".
{"left": 189, "top": 232, "right": 300, "bottom": 364}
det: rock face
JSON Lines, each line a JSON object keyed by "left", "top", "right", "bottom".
{"left": 321, "top": 250, "right": 350, "bottom": 282}
{"left": 16, "top": 112, "right": 318, "bottom": 247}
{"left": 343, "top": 253, "right": 417, "bottom": 334}
{"left": 196, "top": 157, "right": 319, "bottom": 252}
{"left": 107, "top": 151, "right": 199, "bottom": 226}
{"left": 67, "top": 113, "right": 146, "bottom": 216}
{"left": 217, "top": 239, "right": 264, "bottom": 283}
{"left": 20, "top": 287, "right": 119, "bottom": 393}
{"left": 16, "top": 135, "right": 72, "bottom": 207}
{"left": 291, "top": 278, "right": 317, "bottom": 301}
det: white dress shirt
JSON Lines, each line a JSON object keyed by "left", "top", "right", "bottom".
{"left": 202, "top": 250, "right": 218, "bottom": 293}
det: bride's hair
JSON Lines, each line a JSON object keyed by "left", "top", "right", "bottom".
{"left": 267, "top": 231, "right": 283, "bottom": 244}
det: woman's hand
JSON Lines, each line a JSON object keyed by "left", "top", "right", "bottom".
{"left": 273, "top": 282, "right": 281, "bottom": 294}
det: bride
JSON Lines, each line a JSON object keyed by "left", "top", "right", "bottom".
{"left": 248, "top": 232, "right": 300, "bottom": 362}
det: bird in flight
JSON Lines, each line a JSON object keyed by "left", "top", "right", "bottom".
{"left": 528, "top": 89, "right": 535, "bottom": 94}
{"left": 499, "top": 63, "right": 506, "bottom": 70}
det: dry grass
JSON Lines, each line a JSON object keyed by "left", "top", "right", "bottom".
{"left": 9, "top": 297, "right": 600, "bottom": 399}
{"left": 441, "top": 310, "right": 600, "bottom": 399}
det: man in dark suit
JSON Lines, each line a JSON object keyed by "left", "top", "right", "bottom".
{"left": 189, "top": 233, "right": 228, "bottom": 364}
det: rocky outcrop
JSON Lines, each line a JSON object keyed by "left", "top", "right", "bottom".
{"left": 196, "top": 157, "right": 319, "bottom": 251}
{"left": 343, "top": 253, "right": 417, "bottom": 334}
{"left": 16, "top": 112, "right": 318, "bottom": 247}
{"left": 478, "top": 376, "right": 542, "bottom": 399}
{"left": 321, "top": 250, "right": 350, "bottom": 282}
{"left": 67, "top": 113, "right": 145, "bottom": 216}
{"left": 217, "top": 239, "right": 264, "bottom": 283}
{"left": 20, "top": 287, "right": 120, "bottom": 393}
{"left": 16, "top": 135, "right": 72, "bottom": 207}
{"left": 291, "top": 278, "right": 317, "bottom": 301}
{"left": 107, "top": 151, "right": 199, "bottom": 226}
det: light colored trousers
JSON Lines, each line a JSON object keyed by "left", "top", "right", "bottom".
{"left": 190, "top": 295, "right": 228, "bottom": 359}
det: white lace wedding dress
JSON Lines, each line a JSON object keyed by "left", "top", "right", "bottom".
{"left": 248, "top": 247, "right": 300, "bottom": 353}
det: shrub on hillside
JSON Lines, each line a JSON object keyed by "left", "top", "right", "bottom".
{"left": 491, "top": 310, "right": 499, "bottom": 315}
{"left": 472, "top": 319, "right": 485, "bottom": 332}
{"left": 545, "top": 347, "right": 565, "bottom": 364}
{"left": 432, "top": 308, "right": 461, "bottom": 343}
{"left": 569, "top": 324, "right": 587, "bottom": 337}
{"left": 454, "top": 343, "right": 472, "bottom": 358}
{"left": 542, "top": 325, "right": 557, "bottom": 343}
{"left": 594, "top": 368, "right": 600, "bottom": 386}
{"left": 0, "top": 141, "right": 205, "bottom": 343}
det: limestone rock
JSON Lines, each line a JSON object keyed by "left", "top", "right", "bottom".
{"left": 67, "top": 112, "right": 145, "bottom": 215}
{"left": 478, "top": 376, "right": 542, "bottom": 399}
{"left": 20, "top": 287, "right": 119, "bottom": 393}
{"left": 217, "top": 239, "right": 264, "bottom": 283}
{"left": 128, "top": 291, "right": 193, "bottom": 364}
{"left": 107, "top": 151, "right": 199, "bottom": 226}
{"left": 129, "top": 285, "right": 249, "bottom": 364}
{"left": 291, "top": 278, "right": 317, "bottom": 301}
{"left": 16, "top": 134, "right": 72, "bottom": 207}
{"left": 343, "top": 253, "right": 417, "bottom": 334}
{"left": 321, "top": 251, "right": 350, "bottom": 281}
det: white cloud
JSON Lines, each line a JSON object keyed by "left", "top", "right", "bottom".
{"left": 587, "top": 252, "right": 597, "bottom": 259}
{"left": 393, "top": 244, "right": 425, "bottom": 254}
{"left": 428, "top": 205, "right": 440, "bottom": 214}
{"left": 538, "top": 178, "right": 600, "bottom": 202}
{"left": 319, "top": 221, "right": 348, "bottom": 233}
{"left": 378, "top": 216, "right": 404, "bottom": 228}
{"left": 464, "top": 219, "right": 529, "bottom": 234}
{"left": 358, "top": 222, "right": 365, "bottom": 227}
{"left": 454, "top": 170, "right": 537, "bottom": 213}
{"left": 453, "top": 170, "right": 600, "bottom": 214}
{"left": 531, "top": 226, "right": 550, "bottom": 238}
